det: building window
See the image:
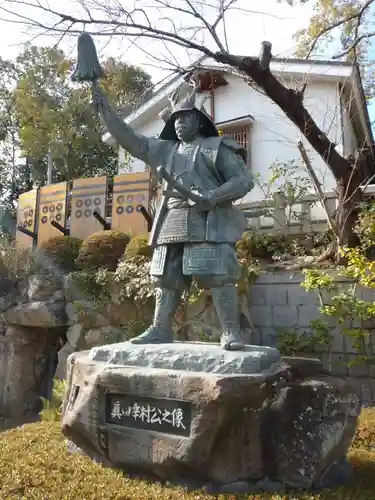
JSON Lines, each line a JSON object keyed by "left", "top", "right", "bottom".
{"left": 222, "top": 125, "right": 249, "bottom": 151}
{"left": 216, "top": 115, "right": 253, "bottom": 166}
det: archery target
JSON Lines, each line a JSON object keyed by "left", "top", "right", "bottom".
{"left": 112, "top": 172, "right": 151, "bottom": 236}
{"left": 16, "top": 189, "right": 38, "bottom": 251}
{"left": 37, "top": 182, "right": 68, "bottom": 246}
{"left": 70, "top": 176, "right": 108, "bottom": 240}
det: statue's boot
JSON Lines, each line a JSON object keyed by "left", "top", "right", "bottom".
{"left": 211, "top": 284, "right": 245, "bottom": 351}
{"left": 129, "top": 288, "right": 180, "bottom": 344}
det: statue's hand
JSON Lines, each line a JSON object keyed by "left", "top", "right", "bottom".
{"left": 193, "top": 189, "right": 217, "bottom": 211}
{"left": 91, "top": 84, "right": 109, "bottom": 111}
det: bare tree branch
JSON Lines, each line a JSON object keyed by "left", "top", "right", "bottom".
{"left": 333, "top": 30, "right": 375, "bottom": 59}
{"left": 299, "top": 0, "right": 375, "bottom": 60}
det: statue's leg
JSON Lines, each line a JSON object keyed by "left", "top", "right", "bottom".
{"left": 129, "top": 244, "right": 188, "bottom": 344}
{"left": 194, "top": 244, "right": 245, "bottom": 351}
{"left": 210, "top": 284, "right": 245, "bottom": 351}
{"left": 129, "top": 287, "right": 181, "bottom": 344}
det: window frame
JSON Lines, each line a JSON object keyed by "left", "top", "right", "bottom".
{"left": 216, "top": 115, "right": 254, "bottom": 167}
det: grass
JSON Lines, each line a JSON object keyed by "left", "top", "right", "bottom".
{"left": 0, "top": 410, "right": 375, "bottom": 499}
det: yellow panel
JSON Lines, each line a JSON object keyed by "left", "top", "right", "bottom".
{"left": 16, "top": 189, "right": 38, "bottom": 251}
{"left": 37, "top": 182, "right": 68, "bottom": 246}
{"left": 111, "top": 172, "right": 151, "bottom": 236}
{"left": 70, "top": 176, "right": 108, "bottom": 240}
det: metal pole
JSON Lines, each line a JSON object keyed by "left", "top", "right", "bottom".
{"left": 47, "top": 148, "right": 53, "bottom": 185}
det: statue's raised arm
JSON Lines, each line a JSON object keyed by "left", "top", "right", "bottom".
{"left": 71, "top": 31, "right": 167, "bottom": 168}
{"left": 92, "top": 85, "right": 151, "bottom": 165}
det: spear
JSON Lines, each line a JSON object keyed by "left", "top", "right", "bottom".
{"left": 71, "top": 32, "right": 104, "bottom": 111}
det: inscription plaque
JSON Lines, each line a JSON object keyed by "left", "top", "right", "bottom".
{"left": 105, "top": 394, "right": 192, "bottom": 437}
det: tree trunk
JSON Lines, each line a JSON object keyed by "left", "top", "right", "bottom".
{"left": 336, "top": 168, "right": 363, "bottom": 249}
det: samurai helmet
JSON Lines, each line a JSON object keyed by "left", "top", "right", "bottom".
{"left": 159, "top": 80, "right": 218, "bottom": 141}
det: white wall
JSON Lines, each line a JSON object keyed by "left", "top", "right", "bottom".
{"left": 118, "top": 73, "right": 347, "bottom": 207}
{"left": 340, "top": 93, "right": 358, "bottom": 157}
{"left": 213, "top": 75, "right": 342, "bottom": 203}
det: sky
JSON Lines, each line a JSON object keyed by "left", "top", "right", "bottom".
{"left": 0, "top": 0, "right": 317, "bottom": 86}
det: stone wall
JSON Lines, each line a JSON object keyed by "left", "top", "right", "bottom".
{"left": 249, "top": 271, "right": 375, "bottom": 406}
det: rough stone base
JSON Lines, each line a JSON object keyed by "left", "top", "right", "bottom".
{"left": 0, "top": 326, "right": 63, "bottom": 418}
{"left": 62, "top": 343, "right": 360, "bottom": 490}
{"left": 89, "top": 341, "right": 281, "bottom": 374}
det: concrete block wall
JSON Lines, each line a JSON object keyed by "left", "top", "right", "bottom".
{"left": 249, "top": 271, "right": 375, "bottom": 406}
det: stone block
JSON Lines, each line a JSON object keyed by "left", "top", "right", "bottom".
{"left": 263, "top": 285, "right": 287, "bottom": 306}
{"left": 287, "top": 284, "right": 318, "bottom": 306}
{"left": 348, "top": 360, "right": 369, "bottom": 378}
{"left": 3, "top": 301, "right": 67, "bottom": 328}
{"left": 343, "top": 332, "right": 360, "bottom": 354}
{"left": 273, "top": 306, "right": 298, "bottom": 328}
{"left": 369, "top": 379, "right": 375, "bottom": 406}
{"left": 321, "top": 353, "right": 348, "bottom": 377}
{"left": 330, "top": 326, "right": 344, "bottom": 353}
{"left": 61, "top": 348, "right": 360, "bottom": 489}
{"left": 65, "top": 302, "right": 78, "bottom": 325}
{"left": 347, "top": 377, "right": 372, "bottom": 405}
{"left": 249, "top": 306, "right": 273, "bottom": 327}
{"left": 67, "top": 324, "right": 84, "bottom": 348}
{"left": 359, "top": 286, "right": 375, "bottom": 303}
{"left": 249, "top": 285, "right": 267, "bottom": 305}
{"left": 55, "top": 341, "right": 76, "bottom": 379}
{"left": 297, "top": 305, "right": 319, "bottom": 327}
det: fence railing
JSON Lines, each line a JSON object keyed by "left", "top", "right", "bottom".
{"left": 239, "top": 191, "right": 338, "bottom": 234}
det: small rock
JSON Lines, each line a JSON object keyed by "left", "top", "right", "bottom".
{"left": 66, "top": 324, "right": 83, "bottom": 348}
{"left": 65, "top": 302, "right": 79, "bottom": 325}
{"left": 65, "top": 300, "right": 109, "bottom": 328}
{"left": 52, "top": 290, "right": 64, "bottom": 302}
{"left": 55, "top": 342, "right": 77, "bottom": 379}
{"left": 85, "top": 328, "right": 102, "bottom": 347}
{"left": 4, "top": 301, "right": 67, "bottom": 328}
{"left": 28, "top": 274, "right": 60, "bottom": 302}
{"left": 66, "top": 439, "right": 84, "bottom": 455}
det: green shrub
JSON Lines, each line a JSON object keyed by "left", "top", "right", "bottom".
{"left": 235, "top": 230, "right": 331, "bottom": 261}
{"left": 39, "top": 378, "right": 67, "bottom": 422}
{"left": 355, "top": 201, "right": 375, "bottom": 249}
{"left": 351, "top": 408, "right": 375, "bottom": 451}
{"left": 36, "top": 236, "right": 82, "bottom": 273}
{"left": 123, "top": 233, "right": 152, "bottom": 260}
{"left": 76, "top": 230, "right": 130, "bottom": 271}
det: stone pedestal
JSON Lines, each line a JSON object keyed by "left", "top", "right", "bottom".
{"left": 62, "top": 342, "right": 360, "bottom": 492}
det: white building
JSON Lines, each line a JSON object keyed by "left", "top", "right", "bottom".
{"left": 102, "top": 56, "right": 373, "bottom": 228}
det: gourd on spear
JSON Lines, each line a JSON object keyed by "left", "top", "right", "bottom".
{"left": 71, "top": 32, "right": 105, "bottom": 111}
